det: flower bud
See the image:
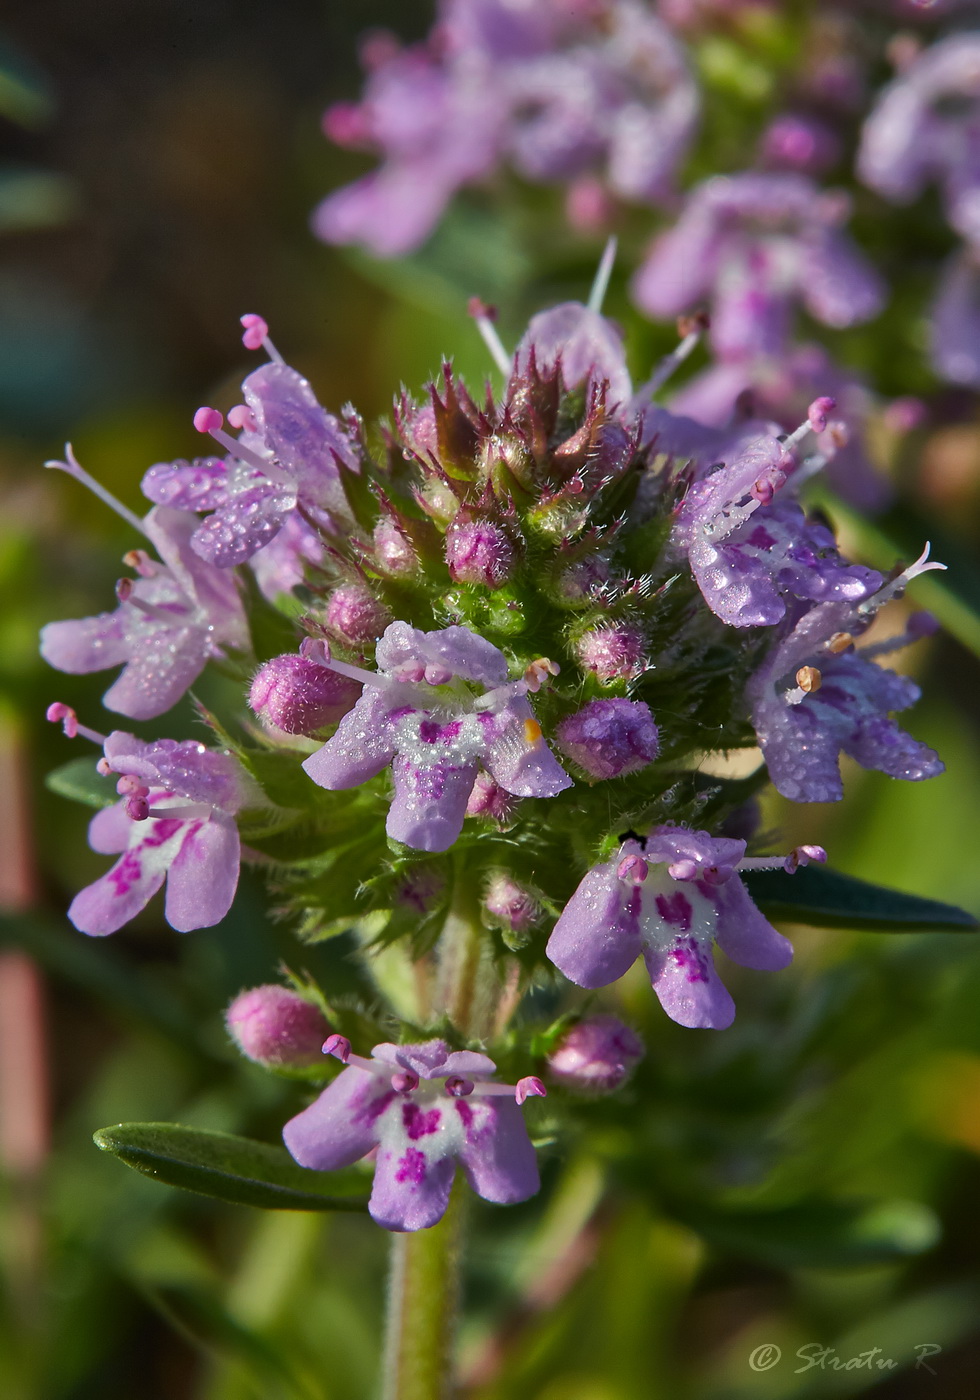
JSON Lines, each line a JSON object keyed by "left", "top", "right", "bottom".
{"left": 465, "top": 771, "right": 519, "bottom": 823}
{"left": 547, "top": 1015, "right": 644, "bottom": 1094}
{"left": 556, "top": 698, "right": 659, "bottom": 780}
{"left": 326, "top": 585, "right": 392, "bottom": 644}
{"left": 484, "top": 873, "right": 540, "bottom": 933}
{"left": 249, "top": 653, "right": 361, "bottom": 734}
{"left": 225, "top": 985, "right": 331, "bottom": 1070}
{"left": 555, "top": 554, "right": 611, "bottom": 603}
{"left": 576, "top": 624, "right": 646, "bottom": 681}
{"left": 445, "top": 518, "right": 516, "bottom": 588}
{"left": 373, "top": 519, "right": 418, "bottom": 577}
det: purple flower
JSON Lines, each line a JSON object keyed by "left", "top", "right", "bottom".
{"left": 546, "top": 828, "right": 799, "bottom": 1029}
{"left": 515, "top": 301, "right": 633, "bottom": 408}
{"left": 142, "top": 317, "right": 358, "bottom": 568}
{"left": 40, "top": 503, "right": 248, "bottom": 721}
{"left": 250, "top": 513, "right": 327, "bottom": 601}
{"left": 547, "top": 1014, "right": 644, "bottom": 1093}
{"left": 556, "top": 698, "right": 659, "bottom": 780}
{"left": 314, "top": 2, "right": 697, "bottom": 257}
{"left": 631, "top": 173, "right": 884, "bottom": 361}
{"left": 747, "top": 563, "right": 946, "bottom": 802}
{"left": 283, "top": 1038, "right": 544, "bottom": 1232}
{"left": 858, "top": 34, "right": 980, "bottom": 244}
{"left": 302, "top": 623, "right": 571, "bottom": 852}
{"left": 929, "top": 248, "right": 980, "bottom": 387}
{"left": 64, "top": 730, "right": 250, "bottom": 937}
{"left": 672, "top": 432, "right": 883, "bottom": 628}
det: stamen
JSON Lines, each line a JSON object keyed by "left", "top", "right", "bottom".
{"left": 514, "top": 1075, "right": 547, "bottom": 1105}
{"left": 617, "top": 853, "right": 649, "bottom": 883}
{"left": 148, "top": 802, "right": 213, "bottom": 821}
{"left": 391, "top": 1070, "right": 420, "bottom": 1094}
{"left": 638, "top": 310, "right": 708, "bottom": 399}
{"left": 122, "top": 549, "right": 162, "bottom": 578}
{"left": 524, "top": 658, "right": 560, "bottom": 692}
{"left": 323, "top": 1034, "right": 352, "bottom": 1062}
{"left": 45, "top": 703, "right": 107, "bottom": 746}
{"left": 445, "top": 1076, "right": 474, "bottom": 1097}
{"left": 587, "top": 234, "right": 618, "bottom": 315}
{"left": 468, "top": 298, "right": 512, "bottom": 378}
{"left": 702, "top": 864, "right": 735, "bottom": 886}
{"left": 46, "top": 445, "right": 151, "bottom": 539}
{"left": 125, "top": 796, "right": 149, "bottom": 821}
{"left": 115, "top": 580, "right": 183, "bottom": 626}
{"left": 807, "top": 396, "right": 836, "bottom": 433}
{"left": 193, "top": 407, "right": 273, "bottom": 474}
{"left": 796, "top": 665, "right": 822, "bottom": 694}
{"left": 227, "top": 404, "right": 258, "bottom": 433}
{"left": 826, "top": 631, "right": 854, "bottom": 654}
{"left": 424, "top": 664, "right": 453, "bottom": 686}
{"left": 240, "top": 313, "right": 285, "bottom": 366}
{"left": 738, "top": 845, "right": 827, "bottom": 873}
{"left": 668, "top": 858, "right": 698, "bottom": 881}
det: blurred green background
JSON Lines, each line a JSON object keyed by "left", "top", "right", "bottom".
{"left": 3, "top": 2, "right": 980, "bottom": 1398}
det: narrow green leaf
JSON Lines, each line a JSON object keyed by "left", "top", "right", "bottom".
{"left": 681, "top": 1198, "right": 939, "bottom": 1269}
{"left": 45, "top": 756, "right": 117, "bottom": 809}
{"left": 742, "top": 864, "right": 978, "bottom": 933}
{"left": 94, "top": 1122, "right": 370, "bottom": 1213}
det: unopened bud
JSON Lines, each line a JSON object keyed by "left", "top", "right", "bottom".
{"left": 445, "top": 519, "right": 517, "bottom": 589}
{"left": 225, "top": 985, "right": 331, "bottom": 1070}
{"left": 373, "top": 519, "right": 418, "bottom": 577}
{"left": 557, "top": 698, "right": 659, "bottom": 780}
{"left": 484, "top": 873, "right": 540, "bottom": 934}
{"left": 326, "top": 585, "right": 392, "bottom": 644}
{"left": 576, "top": 624, "right": 646, "bottom": 682}
{"left": 249, "top": 652, "right": 361, "bottom": 734}
{"left": 547, "top": 1015, "right": 644, "bottom": 1094}
{"left": 465, "top": 771, "right": 519, "bottom": 823}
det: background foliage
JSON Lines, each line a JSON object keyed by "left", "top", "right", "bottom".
{"left": 3, "top": 2, "right": 980, "bottom": 1397}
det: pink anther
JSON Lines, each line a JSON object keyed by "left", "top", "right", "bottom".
{"left": 194, "top": 407, "right": 224, "bottom": 434}
{"left": 240, "top": 314, "right": 269, "bottom": 351}
{"left": 322, "top": 1034, "right": 352, "bottom": 1062}
{"left": 617, "top": 854, "right": 648, "bottom": 884}
{"left": 445, "top": 1076, "right": 474, "bottom": 1098}
{"left": 515, "top": 1076, "right": 546, "bottom": 1106}
{"left": 807, "top": 396, "right": 836, "bottom": 433}
{"left": 424, "top": 664, "right": 453, "bottom": 686}
{"left": 125, "top": 795, "right": 150, "bottom": 822}
{"left": 46, "top": 702, "right": 78, "bottom": 737}
{"left": 227, "top": 404, "right": 258, "bottom": 432}
{"left": 391, "top": 1070, "right": 420, "bottom": 1094}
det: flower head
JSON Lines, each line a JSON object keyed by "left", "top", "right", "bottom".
{"left": 546, "top": 828, "right": 804, "bottom": 1029}
{"left": 284, "top": 1038, "right": 544, "bottom": 1231}
{"left": 40, "top": 494, "right": 248, "bottom": 721}
{"left": 302, "top": 623, "right": 571, "bottom": 851}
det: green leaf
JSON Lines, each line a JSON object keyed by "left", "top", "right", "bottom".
{"left": 45, "top": 756, "right": 118, "bottom": 809}
{"left": 93, "top": 1123, "right": 370, "bottom": 1212}
{"left": 743, "top": 864, "right": 978, "bottom": 932}
{"left": 681, "top": 1198, "right": 939, "bottom": 1269}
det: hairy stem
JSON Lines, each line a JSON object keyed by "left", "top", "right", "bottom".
{"left": 436, "top": 854, "right": 497, "bottom": 1039}
{"left": 382, "top": 1183, "right": 466, "bottom": 1400}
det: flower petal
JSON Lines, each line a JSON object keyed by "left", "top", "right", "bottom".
{"left": 643, "top": 939, "right": 736, "bottom": 1030}
{"left": 386, "top": 756, "right": 477, "bottom": 852}
{"left": 164, "top": 812, "right": 240, "bottom": 932}
{"left": 369, "top": 1143, "right": 457, "bottom": 1232}
{"left": 546, "top": 862, "right": 643, "bottom": 988}
{"left": 40, "top": 612, "right": 129, "bottom": 674}
{"left": 283, "top": 1066, "right": 393, "bottom": 1171}
{"left": 302, "top": 689, "right": 399, "bottom": 789}
{"left": 456, "top": 1096, "right": 539, "bottom": 1205}
{"left": 68, "top": 817, "right": 190, "bottom": 937}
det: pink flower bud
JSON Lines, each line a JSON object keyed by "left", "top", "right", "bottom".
{"left": 444, "top": 519, "right": 516, "bottom": 589}
{"left": 373, "top": 519, "right": 418, "bottom": 577}
{"left": 547, "top": 1015, "right": 644, "bottom": 1094}
{"left": 576, "top": 624, "right": 646, "bottom": 681}
{"left": 565, "top": 174, "right": 615, "bottom": 233}
{"left": 484, "top": 873, "right": 540, "bottom": 933}
{"left": 465, "top": 772, "right": 519, "bottom": 823}
{"left": 556, "top": 699, "right": 659, "bottom": 780}
{"left": 555, "top": 554, "right": 612, "bottom": 602}
{"left": 225, "top": 985, "right": 331, "bottom": 1070}
{"left": 249, "top": 653, "right": 361, "bottom": 734}
{"left": 326, "top": 585, "right": 392, "bottom": 644}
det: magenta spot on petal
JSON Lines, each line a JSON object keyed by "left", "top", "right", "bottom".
{"left": 107, "top": 850, "right": 142, "bottom": 896}
{"left": 455, "top": 1099, "right": 474, "bottom": 1129}
{"left": 352, "top": 1087, "right": 395, "bottom": 1129}
{"left": 388, "top": 706, "right": 416, "bottom": 722}
{"left": 395, "top": 1147, "right": 427, "bottom": 1185}
{"left": 418, "top": 720, "right": 441, "bottom": 744}
{"left": 669, "top": 936, "right": 709, "bottom": 984}
{"left": 655, "top": 891, "right": 692, "bottom": 932}
{"left": 402, "top": 1101, "right": 441, "bottom": 1139}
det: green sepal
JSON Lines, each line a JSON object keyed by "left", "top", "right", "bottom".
{"left": 93, "top": 1122, "right": 370, "bottom": 1212}
{"left": 743, "top": 864, "right": 978, "bottom": 932}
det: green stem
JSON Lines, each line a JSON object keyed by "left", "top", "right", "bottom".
{"left": 436, "top": 854, "right": 497, "bottom": 1039}
{"left": 381, "top": 1184, "right": 466, "bottom": 1400}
